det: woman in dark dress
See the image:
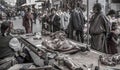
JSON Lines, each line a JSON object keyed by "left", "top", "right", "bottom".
{"left": 107, "top": 22, "right": 119, "bottom": 54}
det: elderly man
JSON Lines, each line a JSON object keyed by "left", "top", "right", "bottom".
{"left": 89, "top": 3, "right": 110, "bottom": 53}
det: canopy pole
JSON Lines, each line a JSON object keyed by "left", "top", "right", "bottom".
{"left": 87, "top": 0, "right": 89, "bottom": 46}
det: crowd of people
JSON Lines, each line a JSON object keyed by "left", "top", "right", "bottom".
{"left": 37, "top": 1, "right": 120, "bottom": 54}
{"left": 21, "top": 0, "right": 120, "bottom": 55}
{"left": 0, "top": 6, "right": 38, "bottom": 70}
{"left": 0, "top": 0, "right": 120, "bottom": 69}
{"left": 40, "top": 0, "right": 85, "bottom": 43}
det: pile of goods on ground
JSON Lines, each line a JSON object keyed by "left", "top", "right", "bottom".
{"left": 42, "top": 30, "right": 89, "bottom": 54}
{"left": 99, "top": 54, "right": 120, "bottom": 66}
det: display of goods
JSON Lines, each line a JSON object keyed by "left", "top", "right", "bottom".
{"left": 99, "top": 54, "right": 120, "bottom": 66}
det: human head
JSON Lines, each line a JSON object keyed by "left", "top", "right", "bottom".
{"left": 93, "top": 3, "right": 102, "bottom": 14}
{"left": 43, "top": 11, "right": 47, "bottom": 15}
{"left": 112, "top": 22, "right": 120, "bottom": 35}
{"left": 107, "top": 9, "right": 116, "bottom": 17}
{"left": 1, "top": 21, "right": 11, "bottom": 36}
{"left": 77, "top": 0, "right": 83, "bottom": 7}
{"left": 51, "top": 8, "right": 56, "bottom": 15}
{"left": 112, "top": 22, "right": 118, "bottom": 30}
{"left": 28, "top": 8, "right": 31, "bottom": 12}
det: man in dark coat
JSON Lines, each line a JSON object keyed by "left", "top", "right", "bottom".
{"left": 89, "top": 3, "right": 110, "bottom": 53}
{"left": 48, "top": 8, "right": 61, "bottom": 32}
{"left": 69, "top": 0, "right": 85, "bottom": 43}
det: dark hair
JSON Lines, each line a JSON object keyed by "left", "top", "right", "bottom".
{"left": 93, "top": 3, "right": 102, "bottom": 12}
{"left": 112, "top": 22, "right": 117, "bottom": 30}
{"left": 107, "top": 9, "right": 116, "bottom": 16}
{"left": 51, "top": 8, "right": 56, "bottom": 12}
{"left": 1, "top": 21, "right": 10, "bottom": 36}
{"left": 28, "top": 8, "right": 31, "bottom": 12}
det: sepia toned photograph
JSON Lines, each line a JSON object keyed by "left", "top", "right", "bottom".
{"left": 0, "top": 0, "right": 120, "bottom": 70}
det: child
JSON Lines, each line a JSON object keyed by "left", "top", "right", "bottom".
{"left": 107, "top": 22, "right": 119, "bottom": 54}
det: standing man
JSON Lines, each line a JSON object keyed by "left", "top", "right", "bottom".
{"left": 42, "top": 11, "right": 50, "bottom": 31}
{"left": 33, "top": 7, "right": 37, "bottom": 24}
{"left": 23, "top": 8, "right": 33, "bottom": 33}
{"left": 89, "top": 3, "right": 110, "bottom": 53}
{"left": 48, "top": 8, "right": 61, "bottom": 32}
{"left": 69, "top": 0, "right": 85, "bottom": 43}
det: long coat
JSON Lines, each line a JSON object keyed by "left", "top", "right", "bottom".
{"left": 23, "top": 12, "right": 33, "bottom": 33}
{"left": 68, "top": 9, "right": 85, "bottom": 41}
{"left": 48, "top": 14, "right": 61, "bottom": 32}
{"left": 70, "top": 9, "right": 85, "bottom": 31}
{"left": 89, "top": 12, "right": 110, "bottom": 53}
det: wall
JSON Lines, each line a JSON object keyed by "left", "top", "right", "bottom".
{"left": 111, "top": 3, "right": 120, "bottom": 11}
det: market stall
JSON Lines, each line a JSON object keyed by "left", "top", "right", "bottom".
{"left": 16, "top": 31, "right": 120, "bottom": 70}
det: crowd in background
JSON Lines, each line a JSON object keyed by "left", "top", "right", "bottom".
{"left": 21, "top": 0, "right": 120, "bottom": 55}
{"left": 1, "top": 0, "right": 120, "bottom": 70}
{"left": 40, "top": 0, "right": 86, "bottom": 43}
{"left": 0, "top": 0, "right": 120, "bottom": 55}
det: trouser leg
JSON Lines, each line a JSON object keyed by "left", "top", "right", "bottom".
{"left": 76, "top": 30, "right": 84, "bottom": 43}
{"left": 80, "top": 30, "right": 84, "bottom": 43}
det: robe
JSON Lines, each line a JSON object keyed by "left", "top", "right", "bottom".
{"left": 89, "top": 12, "right": 110, "bottom": 53}
{"left": 23, "top": 12, "right": 33, "bottom": 33}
